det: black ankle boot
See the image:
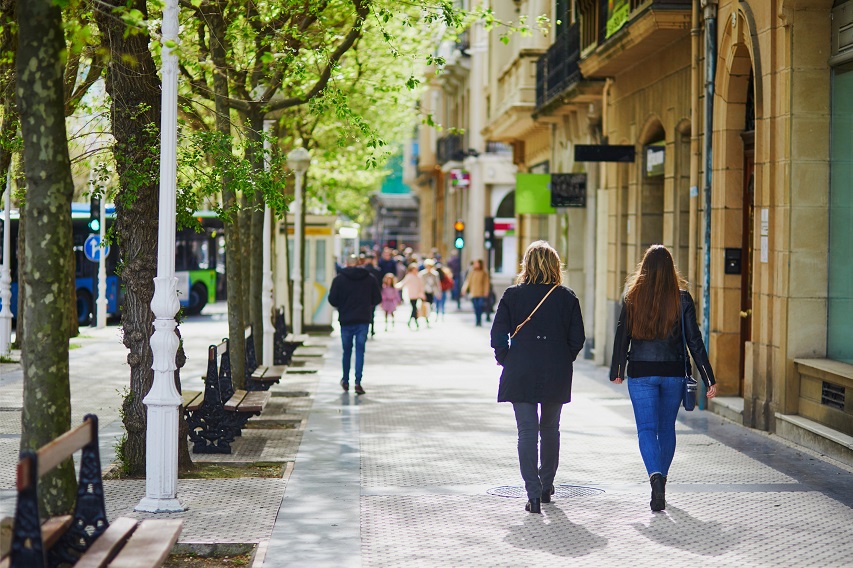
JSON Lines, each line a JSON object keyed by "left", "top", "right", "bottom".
{"left": 650, "top": 473, "right": 666, "bottom": 512}
{"left": 525, "top": 498, "right": 541, "bottom": 514}
{"left": 541, "top": 485, "right": 555, "bottom": 503}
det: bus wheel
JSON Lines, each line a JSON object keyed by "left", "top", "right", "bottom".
{"left": 76, "top": 290, "right": 93, "bottom": 326}
{"left": 186, "top": 283, "right": 208, "bottom": 315}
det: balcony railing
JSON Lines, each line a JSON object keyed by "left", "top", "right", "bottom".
{"left": 436, "top": 134, "right": 466, "bottom": 164}
{"left": 535, "top": 23, "right": 582, "bottom": 109}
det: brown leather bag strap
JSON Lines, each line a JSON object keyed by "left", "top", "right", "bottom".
{"left": 510, "top": 284, "right": 559, "bottom": 339}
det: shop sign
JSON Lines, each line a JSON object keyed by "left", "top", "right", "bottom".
{"left": 550, "top": 174, "right": 587, "bottom": 208}
{"left": 450, "top": 169, "right": 470, "bottom": 187}
{"left": 606, "top": 0, "right": 630, "bottom": 39}
{"left": 645, "top": 142, "right": 665, "bottom": 177}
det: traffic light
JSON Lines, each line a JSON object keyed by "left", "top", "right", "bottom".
{"left": 88, "top": 195, "right": 101, "bottom": 233}
{"left": 484, "top": 216, "right": 495, "bottom": 250}
{"left": 454, "top": 219, "right": 465, "bottom": 249}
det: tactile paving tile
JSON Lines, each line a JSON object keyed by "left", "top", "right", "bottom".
{"left": 104, "top": 478, "right": 285, "bottom": 543}
{"left": 361, "top": 433, "right": 521, "bottom": 488}
{"left": 0, "top": 437, "right": 20, "bottom": 490}
{"left": 361, "top": 491, "right": 853, "bottom": 567}
{"left": 0, "top": 409, "right": 21, "bottom": 435}
{"left": 360, "top": 402, "right": 513, "bottom": 434}
{"left": 487, "top": 485, "right": 605, "bottom": 499}
{"left": 192, "top": 429, "right": 303, "bottom": 463}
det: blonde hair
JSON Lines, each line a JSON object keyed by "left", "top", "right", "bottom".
{"left": 517, "top": 240, "right": 563, "bottom": 285}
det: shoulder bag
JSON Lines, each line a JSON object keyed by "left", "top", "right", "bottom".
{"left": 680, "top": 297, "right": 698, "bottom": 411}
{"left": 510, "top": 284, "right": 560, "bottom": 339}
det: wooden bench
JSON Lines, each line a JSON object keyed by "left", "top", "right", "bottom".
{"left": 184, "top": 339, "right": 271, "bottom": 454}
{"left": 244, "top": 326, "right": 287, "bottom": 392}
{"left": 1, "top": 415, "right": 182, "bottom": 567}
{"left": 273, "top": 308, "right": 306, "bottom": 365}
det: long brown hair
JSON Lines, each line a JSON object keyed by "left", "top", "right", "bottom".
{"left": 624, "top": 245, "right": 686, "bottom": 340}
{"left": 517, "top": 240, "right": 563, "bottom": 285}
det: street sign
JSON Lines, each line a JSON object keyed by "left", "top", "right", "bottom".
{"left": 84, "top": 234, "right": 110, "bottom": 262}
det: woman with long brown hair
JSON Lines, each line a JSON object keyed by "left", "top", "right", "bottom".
{"left": 610, "top": 245, "right": 717, "bottom": 512}
{"left": 491, "top": 241, "right": 585, "bottom": 514}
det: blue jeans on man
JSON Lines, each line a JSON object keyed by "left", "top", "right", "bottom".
{"left": 626, "top": 375, "right": 683, "bottom": 477}
{"left": 512, "top": 402, "right": 563, "bottom": 500}
{"left": 340, "top": 323, "right": 370, "bottom": 386}
{"left": 471, "top": 296, "right": 486, "bottom": 326}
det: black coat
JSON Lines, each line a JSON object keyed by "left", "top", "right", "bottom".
{"left": 328, "top": 267, "right": 381, "bottom": 325}
{"left": 490, "top": 284, "right": 585, "bottom": 404}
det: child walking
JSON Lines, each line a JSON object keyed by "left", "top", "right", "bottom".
{"left": 380, "top": 273, "right": 402, "bottom": 331}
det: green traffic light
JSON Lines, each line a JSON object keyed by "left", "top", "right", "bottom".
{"left": 454, "top": 237, "right": 464, "bottom": 249}
{"left": 89, "top": 219, "right": 100, "bottom": 232}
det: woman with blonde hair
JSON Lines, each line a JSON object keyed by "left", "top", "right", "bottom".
{"left": 610, "top": 244, "right": 717, "bottom": 512}
{"left": 491, "top": 241, "right": 585, "bottom": 514}
{"left": 395, "top": 263, "right": 427, "bottom": 329}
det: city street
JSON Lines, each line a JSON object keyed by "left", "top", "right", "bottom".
{"left": 3, "top": 302, "right": 852, "bottom": 566}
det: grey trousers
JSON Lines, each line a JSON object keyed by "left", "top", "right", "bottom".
{"left": 512, "top": 402, "right": 563, "bottom": 500}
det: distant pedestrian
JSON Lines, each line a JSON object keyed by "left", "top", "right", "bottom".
{"left": 491, "top": 241, "right": 585, "bottom": 514}
{"left": 363, "top": 253, "right": 383, "bottom": 338}
{"left": 447, "top": 250, "right": 462, "bottom": 308}
{"left": 610, "top": 244, "right": 717, "bottom": 512}
{"left": 328, "top": 255, "right": 381, "bottom": 395}
{"left": 435, "top": 265, "right": 453, "bottom": 320}
{"left": 395, "top": 263, "right": 426, "bottom": 329}
{"left": 461, "top": 259, "right": 490, "bottom": 326}
{"left": 380, "top": 273, "right": 402, "bottom": 330}
{"left": 419, "top": 258, "right": 441, "bottom": 322}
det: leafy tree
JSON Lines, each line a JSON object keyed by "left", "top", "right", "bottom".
{"left": 16, "top": 0, "right": 76, "bottom": 515}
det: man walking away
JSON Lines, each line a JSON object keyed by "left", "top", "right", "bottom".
{"left": 329, "top": 255, "right": 382, "bottom": 395}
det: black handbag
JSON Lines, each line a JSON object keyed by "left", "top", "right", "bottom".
{"left": 680, "top": 298, "right": 697, "bottom": 411}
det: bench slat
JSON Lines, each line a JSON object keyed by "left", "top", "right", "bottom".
{"left": 182, "top": 391, "right": 203, "bottom": 411}
{"left": 75, "top": 517, "right": 138, "bottom": 568}
{"left": 26, "top": 420, "right": 95, "bottom": 486}
{"left": 42, "top": 514, "right": 73, "bottom": 550}
{"left": 107, "top": 519, "right": 182, "bottom": 568}
{"left": 223, "top": 390, "right": 248, "bottom": 412}
{"left": 250, "top": 366, "right": 268, "bottom": 380}
{"left": 238, "top": 391, "right": 271, "bottom": 413}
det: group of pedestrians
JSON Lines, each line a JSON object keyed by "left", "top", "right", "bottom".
{"left": 329, "top": 239, "right": 716, "bottom": 518}
{"left": 490, "top": 240, "right": 717, "bottom": 515}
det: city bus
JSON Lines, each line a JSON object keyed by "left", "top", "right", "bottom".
{"left": 0, "top": 205, "right": 224, "bottom": 325}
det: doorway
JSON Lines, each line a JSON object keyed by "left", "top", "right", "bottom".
{"left": 739, "top": 134, "right": 755, "bottom": 396}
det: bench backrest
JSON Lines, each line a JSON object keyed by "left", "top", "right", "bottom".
{"left": 273, "top": 309, "right": 288, "bottom": 365}
{"left": 12, "top": 415, "right": 108, "bottom": 568}
{"left": 244, "top": 326, "right": 258, "bottom": 376}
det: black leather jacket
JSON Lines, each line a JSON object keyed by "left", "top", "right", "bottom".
{"left": 609, "top": 290, "right": 716, "bottom": 387}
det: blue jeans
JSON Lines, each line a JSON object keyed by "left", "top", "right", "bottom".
{"left": 512, "top": 402, "right": 563, "bottom": 500}
{"left": 340, "top": 323, "right": 369, "bottom": 385}
{"left": 627, "top": 375, "right": 683, "bottom": 477}
{"left": 471, "top": 297, "right": 486, "bottom": 326}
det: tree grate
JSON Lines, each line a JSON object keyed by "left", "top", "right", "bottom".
{"left": 487, "top": 485, "right": 605, "bottom": 499}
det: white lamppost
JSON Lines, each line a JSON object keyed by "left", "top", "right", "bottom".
{"left": 96, "top": 172, "right": 107, "bottom": 329}
{"left": 287, "top": 147, "right": 310, "bottom": 337}
{"left": 261, "top": 120, "right": 275, "bottom": 366}
{"left": 136, "top": 0, "right": 184, "bottom": 513}
{"left": 0, "top": 168, "right": 12, "bottom": 356}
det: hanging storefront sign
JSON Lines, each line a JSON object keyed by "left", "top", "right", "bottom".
{"left": 550, "top": 173, "right": 587, "bottom": 207}
{"left": 516, "top": 174, "right": 556, "bottom": 215}
{"left": 449, "top": 169, "right": 470, "bottom": 187}
{"left": 574, "top": 144, "right": 635, "bottom": 162}
{"left": 644, "top": 142, "right": 665, "bottom": 177}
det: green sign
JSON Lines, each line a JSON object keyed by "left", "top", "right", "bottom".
{"left": 516, "top": 174, "right": 556, "bottom": 215}
{"left": 606, "top": 0, "right": 630, "bottom": 39}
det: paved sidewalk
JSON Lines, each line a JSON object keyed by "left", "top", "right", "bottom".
{"left": 3, "top": 303, "right": 853, "bottom": 567}
{"left": 265, "top": 308, "right": 853, "bottom": 567}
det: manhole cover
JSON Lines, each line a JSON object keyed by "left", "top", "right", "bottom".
{"left": 487, "top": 485, "right": 605, "bottom": 499}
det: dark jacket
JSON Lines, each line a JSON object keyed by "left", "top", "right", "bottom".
{"left": 328, "top": 267, "right": 382, "bottom": 325}
{"left": 609, "top": 290, "right": 716, "bottom": 387}
{"left": 490, "top": 284, "right": 586, "bottom": 404}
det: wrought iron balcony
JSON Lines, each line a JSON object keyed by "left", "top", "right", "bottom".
{"left": 578, "top": 0, "right": 692, "bottom": 78}
{"left": 535, "top": 23, "right": 582, "bottom": 110}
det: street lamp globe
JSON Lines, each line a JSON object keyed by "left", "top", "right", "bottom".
{"left": 287, "top": 147, "right": 310, "bottom": 173}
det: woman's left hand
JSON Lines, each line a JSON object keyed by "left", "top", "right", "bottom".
{"left": 706, "top": 384, "right": 717, "bottom": 399}
{"left": 612, "top": 377, "right": 623, "bottom": 384}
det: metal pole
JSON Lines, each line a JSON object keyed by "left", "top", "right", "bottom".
{"left": 96, "top": 188, "right": 107, "bottom": 328}
{"left": 292, "top": 170, "right": 304, "bottom": 336}
{"left": 261, "top": 120, "right": 274, "bottom": 366}
{"left": 136, "top": 0, "right": 183, "bottom": 513}
{"left": 0, "top": 168, "right": 12, "bottom": 356}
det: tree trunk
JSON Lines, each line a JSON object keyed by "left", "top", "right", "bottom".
{"left": 16, "top": 0, "right": 76, "bottom": 516}
{"left": 13, "top": 197, "right": 24, "bottom": 350}
{"left": 246, "top": 110, "right": 264, "bottom": 360}
{"left": 68, "top": 248, "right": 79, "bottom": 337}
{"left": 204, "top": 2, "right": 246, "bottom": 387}
{"left": 94, "top": 0, "right": 191, "bottom": 475}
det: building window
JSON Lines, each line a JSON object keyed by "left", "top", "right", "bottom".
{"left": 828, "top": 62, "right": 853, "bottom": 363}
{"left": 578, "top": 0, "right": 599, "bottom": 52}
